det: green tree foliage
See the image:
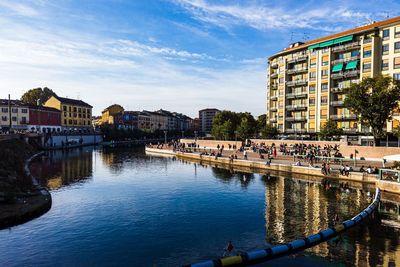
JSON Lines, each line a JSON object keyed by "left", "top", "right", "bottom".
{"left": 318, "top": 120, "right": 344, "bottom": 140}
{"left": 211, "top": 110, "right": 257, "bottom": 140}
{"left": 256, "top": 114, "right": 279, "bottom": 139}
{"left": 344, "top": 75, "right": 400, "bottom": 146}
{"left": 237, "top": 114, "right": 257, "bottom": 140}
{"left": 21, "top": 87, "right": 56, "bottom": 106}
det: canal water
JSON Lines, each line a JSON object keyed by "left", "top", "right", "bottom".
{"left": 0, "top": 146, "right": 399, "bottom": 267}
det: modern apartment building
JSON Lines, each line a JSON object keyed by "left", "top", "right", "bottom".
{"left": 267, "top": 16, "right": 400, "bottom": 136}
{"left": 199, "top": 108, "right": 219, "bottom": 134}
{"left": 44, "top": 96, "right": 92, "bottom": 130}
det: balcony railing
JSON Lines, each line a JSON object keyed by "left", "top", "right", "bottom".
{"left": 331, "top": 41, "right": 361, "bottom": 52}
{"left": 287, "top": 67, "right": 308, "bottom": 75}
{"left": 270, "top": 107, "right": 278, "bottom": 112}
{"left": 331, "top": 55, "right": 360, "bottom": 65}
{"left": 331, "top": 70, "right": 360, "bottom": 79}
{"left": 270, "top": 95, "right": 278, "bottom": 100}
{"left": 363, "top": 38, "right": 372, "bottom": 44}
{"left": 270, "top": 62, "right": 279, "bottom": 69}
{"left": 343, "top": 128, "right": 358, "bottom": 133}
{"left": 285, "top": 104, "right": 307, "bottom": 111}
{"left": 285, "top": 116, "right": 307, "bottom": 122}
{"left": 330, "top": 100, "right": 344, "bottom": 106}
{"left": 286, "top": 128, "right": 307, "bottom": 133}
{"left": 269, "top": 118, "right": 277, "bottom": 123}
{"left": 286, "top": 92, "right": 308, "bottom": 99}
{"left": 330, "top": 114, "right": 358, "bottom": 120}
{"left": 287, "top": 55, "right": 308, "bottom": 64}
{"left": 286, "top": 80, "right": 308, "bottom": 87}
{"left": 270, "top": 72, "right": 278, "bottom": 78}
{"left": 270, "top": 84, "right": 278, "bottom": 90}
{"left": 331, "top": 87, "right": 345, "bottom": 93}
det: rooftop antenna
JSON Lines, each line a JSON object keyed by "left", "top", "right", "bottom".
{"left": 303, "top": 33, "right": 309, "bottom": 42}
{"left": 384, "top": 11, "right": 390, "bottom": 19}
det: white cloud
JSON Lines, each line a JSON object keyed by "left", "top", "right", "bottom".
{"left": 172, "top": 0, "right": 376, "bottom": 32}
{"left": 0, "top": 0, "right": 40, "bottom": 17}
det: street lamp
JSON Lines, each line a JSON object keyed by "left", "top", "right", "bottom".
{"left": 164, "top": 130, "right": 167, "bottom": 144}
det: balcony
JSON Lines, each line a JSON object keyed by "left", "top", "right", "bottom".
{"left": 269, "top": 118, "right": 277, "bottom": 123}
{"left": 270, "top": 72, "right": 278, "bottom": 79}
{"left": 287, "top": 55, "right": 308, "bottom": 64}
{"left": 331, "top": 70, "right": 360, "bottom": 79}
{"left": 363, "top": 38, "right": 372, "bottom": 44}
{"left": 343, "top": 128, "right": 358, "bottom": 133}
{"left": 286, "top": 128, "right": 307, "bottom": 133}
{"left": 270, "top": 62, "right": 279, "bottom": 69}
{"left": 287, "top": 67, "right": 308, "bottom": 75}
{"left": 331, "top": 41, "right": 361, "bottom": 52}
{"left": 330, "top": 114, "right": 358, "bottom": 120}
{"left": 270, "top": 84, "right": 278, "bottom": 90}
{"left": 286, "top": 104, "right": 307, "bottom": 111}
{"left": 285, "top": 116, "right": 307, "bottom": 122}
{"left": 286, "top": 92, "right": 308, "bottom": 99}
{"left": 270, "top": 107, "right": 278, "bottom": 112}
{"left": 270, "top": 95, "right": 278, "bottom": 100}
{"left": 330, "top": 100, "right": 344, "bottom": 107}
{"left": 286, "top": 80, "right": 308, "bottom": 87}
{"left": 331, "top": 55, "right": 360, "bottom": 65}
{"left": 331, "top": 87, "right": 345, "bottom": 93}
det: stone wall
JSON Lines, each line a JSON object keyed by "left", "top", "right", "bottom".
{"left": 180, "top": 139, "right": 400, "bottom": 160}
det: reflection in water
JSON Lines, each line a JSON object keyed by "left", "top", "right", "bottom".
{"left": 30, "top": 148, "right": 93, "bottom": 190}
{"left": 22, "top": 147, "right": 400, "bottom": 266}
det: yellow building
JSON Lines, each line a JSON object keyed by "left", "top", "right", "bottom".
{"left": 267, "top": 16, "right": 400, "bottom": 136}
{"left": 44, "top": 95, "right": 93, "bottom": 129}
{"left": 100, "top": 104, "right": 124, "bottom": 125}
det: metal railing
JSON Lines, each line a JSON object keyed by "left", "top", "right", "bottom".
{"left": 285, "top": 104, "right": 307, "bottom": 111}
{"left": 286, "top": 92, "right": 308, "bottom": 99}
{"left": 331, "top": 70, "right": 360, "bottom": 79}
{"left": 330, "top": 114, "right": 358, "bottom": 120}
{"left": 331, "top": 55, "right": 360, "bottom": 65}
{"left": 285, "top": 116, "right": 307, "bottom": 122}
{"left": 287, "top": 67, "right": 308, "bottom": 74}
{"left": 330, "top": 100, "right": 344, "bottom": 106}
{"left": 286, "top": 80, "right": 308, "bottom": 87}
{"left": 332, "top": 41, "right": 361, "bottom": 52}
{"left": 379, "top": 169, "right": 400, "bottom": 182}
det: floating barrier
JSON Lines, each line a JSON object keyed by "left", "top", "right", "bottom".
{"left": 183, "top": 188, "right": 380, "bottom": 267}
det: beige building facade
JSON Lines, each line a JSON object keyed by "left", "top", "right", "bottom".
{"left": 267, "top": 16, "right": 400, "bottom": 136}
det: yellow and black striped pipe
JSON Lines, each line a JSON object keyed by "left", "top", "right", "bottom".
{"left": 183, "top": 188, "right": 380, "bottom": 267}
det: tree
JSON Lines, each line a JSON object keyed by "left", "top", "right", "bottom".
{"left": 211, "top": 111, "right": 241, "bottom": 140}
{"left": 21, "top": 87, "right": 56, "bottom": 106}
{"left": 261, "top": 123, "right": 279, "bottom": 139}
{"left": 318, "top": 120, "right": 343, "bottom": 141}
{"left": 344, "top": 75, "right": 400, "bottom": 146}
{"left": 236, "top": 114, "right": 257, "bottom": 140}
{"left": 393, "top": 125, "right": 400, "bottom": 147}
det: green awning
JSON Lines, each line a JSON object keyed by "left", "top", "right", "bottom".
{"left": 345, "top": 61, "right": 358, "bottom": 70}
{"left": 333, "top": 35, "right": 353, "bottom": 44}
{"left": 308, "top": 35, "right": 353, "bottom": 50}
{"left": 332, "top": 63, "right": 343, "bottom": 72}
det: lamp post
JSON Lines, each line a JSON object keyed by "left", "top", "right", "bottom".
{"left": 164, "top": 130, "right": 167, "bottom": 144}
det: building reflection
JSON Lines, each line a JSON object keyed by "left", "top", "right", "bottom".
{"left": 211, "top": 166, "right": 255, "bottom": 188}
{"left": 30, "top": 148, "right": 93, "bottom": 190}
{"left": 263, "top": 176, "right": 400, "bottom": 266}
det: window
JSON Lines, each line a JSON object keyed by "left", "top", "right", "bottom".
{"left": 1, "top": 108, "right": 8, "bottom": 113}
{"left": 64, "top": 112, "right": 67, "bottom": 117}
{"left": 279, "top": 77, "right": 284, "bottom": 83}
{"left": 63, "top": 106, "right": 67, "bottom": 111}
{"left": 321, "top": 69, "right": 329, "bottom": 77}
{"left": 363, "top": 50, "right": 372, "bottom": 58}
{"left": 78, "top": 108, "right": 81, "bottom": 112}
{"left": 12, "top": 116, "right": 16, "bottom": 122}
{"left": 21, "top": 117, "right": 27, "bottom": 124}
{"left": 310, "top": 58, "right": 316, "bottom": 68}
{"left": 351, "top": 51, "right": 359, "bottom": 57}
{"left": 395, "top": 42, "right": 400, "bottom": 52}
{"left": 309, "top": 72, "right": 316, "bottom": 79}
{"left": 21, "top": 109, "right": 27, "bottom": 113}
{"left": 69, "top": 119, "right": 72, "bottom": 124}
{"left": 396, "top": 27, "right": 400, "bottom": 38}
{"left": 382, "top": 59, "right": 389, "bottom": 71}
{"left": 321, "top": 97, "right": 328, "bottom": 105}
{"left": 309, "top": 98, "right": 315, "bottom": 106}
{"left": 309, "top": 86, "right": 316, "bottom": 92}
{"left": 73, "top": 107, "right": 77, "bottom": 112}
{"left": 394, "top": 73, "right": 400, "bottom": 81}
{"left": 12, "top": 108, "right": 18, "bottom": 113}
{"left": 69, "top": 106, "right": 71, "bottom": 112}
{"left": 88, "top": 120, "right": 91, "bottom": 125}
{"left": 321, "top": 83, "right": 328, "bottom": 91}
{"left": 382, "top": 44, "right": 389, "bottom": 55}
{"left": 383, "top": 29, "right": 390, "bottom": 39}
{"left": 395, "top": 57, "right": 400, "bottom": 69}
{"left": 64, "top": 119, "right": 67, "bottom": 124}
{"left": 363, "top": 62, "right": 371, "bottom": 72}
{"left": 1, "top": 116, "right": 7, "bottom": 121}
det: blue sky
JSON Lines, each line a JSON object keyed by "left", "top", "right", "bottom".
{"left": 1, "top": 0, "right": 400, "bottom": 117}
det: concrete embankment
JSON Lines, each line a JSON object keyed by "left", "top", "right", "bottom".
{"left": 145, "top": 147, "right": 400, "bottom": 195}
{"left": 0, "top": 140, "right": 51, "bottom": 229}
